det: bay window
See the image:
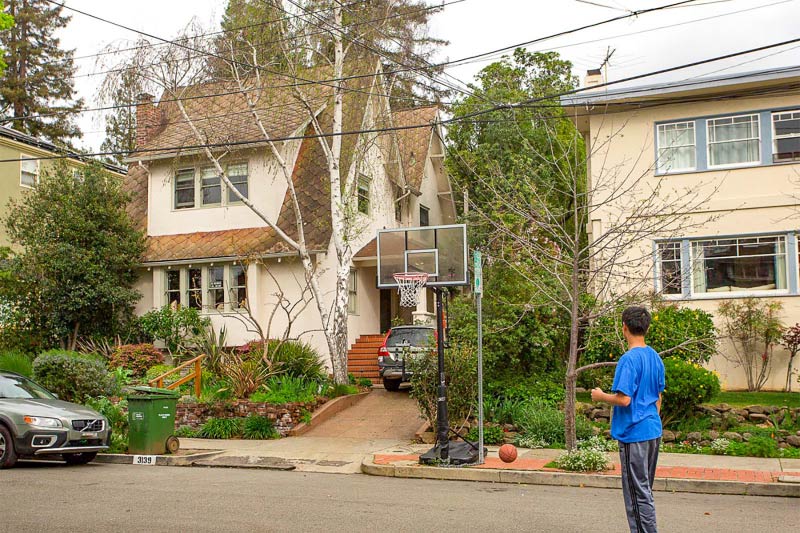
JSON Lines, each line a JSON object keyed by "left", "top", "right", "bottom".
{"left": 165, "top": 264, "right": 247, "bottom": 312}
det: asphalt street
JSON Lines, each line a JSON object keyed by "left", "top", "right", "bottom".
{"left": 2, "top": 461, "right": 796, "bottom": 532}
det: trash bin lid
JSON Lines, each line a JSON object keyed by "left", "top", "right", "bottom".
{"left": 128, "top": 386, "right": 181, "bottom": 399}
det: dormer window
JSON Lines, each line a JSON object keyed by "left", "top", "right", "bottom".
{"left": 201, "top": 167, "right": 221, "bottom": 206}
{"left": 173, "top": 163, "right": 249, "bottom": 210}
{"left": 174, "top": 169, "right": 195, "bottom": 209}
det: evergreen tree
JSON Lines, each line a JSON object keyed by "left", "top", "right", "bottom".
{"left": 1, "top": 163, "right": 145, "bottom": 351}
{"left": 0, "top": 0, "right": 83, "bottom": 144}
{"left": 99, "top": 68, "right": 139, "bottom": 164}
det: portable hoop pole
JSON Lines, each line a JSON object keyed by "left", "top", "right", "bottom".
{"left": 474, "top": 250, "right": 484, "bottom": 464}
{"left": 434, "top": 287, "right": 450, "bottom": 460}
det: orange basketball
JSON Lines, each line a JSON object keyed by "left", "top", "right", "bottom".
{"left": 498, "top": 444, "right": 517, "bottom": 463}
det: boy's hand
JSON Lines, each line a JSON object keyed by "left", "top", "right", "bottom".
{"left": 590, "top": 388, "right": 605, "bottom": 402}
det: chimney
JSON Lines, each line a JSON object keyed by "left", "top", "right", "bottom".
{"left": 136, "top": 93, "right": 160, "bottom": 149}
{"left": 584, "top": 69, "right": 604, "bottom": 89}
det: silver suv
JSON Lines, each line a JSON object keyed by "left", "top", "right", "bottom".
{"left": 0, "top": 371, "right": 110, "bottom": 468}
{"left": 378, "top": 325, "right": 435, "bottom": 391}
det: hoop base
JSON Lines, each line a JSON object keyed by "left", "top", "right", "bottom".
{"left": 393, "top": 272, "right": 429, "bottom": 308}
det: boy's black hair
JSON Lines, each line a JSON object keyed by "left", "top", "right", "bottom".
{"left": 622, "top": 306, "right": 651, "bottom": 336}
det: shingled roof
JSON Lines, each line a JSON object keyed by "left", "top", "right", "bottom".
{"left": 392, "top": 106, "right": 438, "bottom": 192}
{"left": 124, "top": 62, "right": 441, "bottom": 264}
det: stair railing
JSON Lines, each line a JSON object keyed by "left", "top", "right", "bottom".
{"left": 148, "top": 354, "right": 206, "bottom": 397}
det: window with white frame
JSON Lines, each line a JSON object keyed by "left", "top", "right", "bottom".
{"left": 165, "top": 264, "right": 248, "bottom": 312}
{"left": 207, "top": 266, "right": 225, "bottom": 311}
{"left": 20, "top": 155, "right": 39, "bottom": 187}
{"left": 187, "top": 268, "right": 203, "bottom": 309}
{"left": 357, "top": 175, "right": 370, "bottom": 214}
{"left": 772, "top": 110, "right": 800, "bottom": 163}
{"left": 348, "top": 269, "right": 357, "bottom": 314}
{"left": 657, "top": 242, "right": 682, "bottom": 295}
{"left": 690, "top": 235, "right": 787, "bottom": 294}
{"left": 227, "top": 163, "right": 248, "bottom": 203}
{"left": 230, "top": 265, "right": 247, "bottom": 309}
{"left": 174, "top": 168, "right": 195, "bottom": 209}
{"left": 165, "top": 270, "right": 181, "bottom": 308}
{"left": 656, "top": 121, "right": 696, "bottom": 172}
{"left": 200, "top": 167, "right": 221, "bottom": 206}
{"left": 707, "top": 114, "right": 760, "bottom": 167}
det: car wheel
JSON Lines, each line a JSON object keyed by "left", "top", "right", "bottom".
{"left": 383, "top": 378, "right": 402, "bottom": 392}
{"left": 63, "top": 452, "right": 97, "bottom": 465}
{"left": 0, "top": 424, "right": 18, "bottom": 469}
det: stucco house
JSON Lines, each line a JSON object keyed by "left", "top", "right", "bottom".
{"left": 123, "top": 73, "right": 455, "bottom": 377}
{"left": 0, "top": 125, "right": 126, "bottom": 247}
{"left": 562, "top": 66, "right": 800, "bottom": 391}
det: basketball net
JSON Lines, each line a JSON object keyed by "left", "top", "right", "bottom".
{"left": 393, "top": 272, "right": 429, "bottom": 308}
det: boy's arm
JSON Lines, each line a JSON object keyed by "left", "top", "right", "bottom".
{"left": 590, "top": 388, "right": 631, "bottom": 407}
{"left": 656, "top": 393, "right": 662, "bottom": 414}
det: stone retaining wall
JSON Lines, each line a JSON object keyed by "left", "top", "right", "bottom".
{"left": 581, "top": 403, "right": 800, "bottom": 448}
{"left": 175, "top": 398, "right": 327, "bottom": 437}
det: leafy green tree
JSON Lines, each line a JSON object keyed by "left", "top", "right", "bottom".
{"left": 0, "top": 0, "right": 83, "bottom": 144}
{"left": 1, "top": 163, "right": 145, "bottom": 351}
{"left": 0, "top": 1, "right": 14, "bottom": 76}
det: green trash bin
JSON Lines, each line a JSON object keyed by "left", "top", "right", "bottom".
{"left": 127, "top": 386, "right": 181, "bottom": 455}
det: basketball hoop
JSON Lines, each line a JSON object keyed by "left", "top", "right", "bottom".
{"left": 393, "top": 272, "right": 429, "bottom": 308}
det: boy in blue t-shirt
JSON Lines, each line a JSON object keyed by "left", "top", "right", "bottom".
{"left": 591, "top": 306, "right": 665, "bottom": 533}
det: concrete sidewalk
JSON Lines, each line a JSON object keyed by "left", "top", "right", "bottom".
{"left": 363, "top": 445, "right": 800, "bottom": 497}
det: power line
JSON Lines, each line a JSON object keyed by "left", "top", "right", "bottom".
{"left": 10, "top": 0, "right": 705, "bottom": 125}
{"left": 4, "top": 62, "right": 800, "bottom": 166}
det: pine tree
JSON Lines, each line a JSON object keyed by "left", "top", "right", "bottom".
{"left": 0, "top": 0, "right": 83, "bottom": 145}
{"left": 0, "top": 2, "right": 14, "bottom": 77}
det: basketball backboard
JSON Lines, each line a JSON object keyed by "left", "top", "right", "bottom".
{"left": 376, "top": 224, "right": 468, "bottom": 288}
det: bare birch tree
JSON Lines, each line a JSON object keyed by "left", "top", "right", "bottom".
{"left": 460, "top": 112, "right": 719, "bottom": 449}
{"left": 104, "top": 3, "right": 439, "bottom": 384}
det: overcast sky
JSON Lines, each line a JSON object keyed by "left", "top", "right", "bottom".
{"left": 56, "top": 0, "right": 800, "bottom": 151}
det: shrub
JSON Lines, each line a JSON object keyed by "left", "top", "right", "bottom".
{"left": 198, "top": 417, "right": 244, "bottom": 439}
{"left": 583, "top": 303, "right": 717, "bottom": 366}
{"left": 486, "top": 377, "right": 565, "bottom": 407}
{"left": 250, "top": 376, "right": 319, "bottom": 404}
{"left": 554, "top": 447, "right": 610, "bottom": 472}
{"left": 718, "top": 298, "right": 783, "bottom": 392}
{"left": 175, "top": 425, "right": 198, "bottom": 438}
{"left": 0, "top": 351, "right": 33, "bottom": 377}
{"left": 578, "top": 435, "right": 618, "bottom": 452}
{"left": 482, "top": 395, "right": 528, "bottom": 425}
{"left": 221, "top": 352, "right": 276, "bottom": 398}
{"left": 710, "top": 438, "right": 731, "bottom": 455}
{"left": 514, "top": 399, "right": 592, "bottom": 446}
{"left": 327, "top": 383, "right": 359, "bottom": 398}
{"left": 356, "top": 377, "right": 373, "bottom": 388}
{"left": 109, "top": 343, "right": 164, "bottom": 378}
{"left": 139, "top": 305, "right": 209, "bottom": 355}
{"left": 145, "top": 364, "right": 176, "bottom": 385}
{"left": 408, "top": 342, "right": 477, "bottom": 431}
{"left": 84, "top": 397, "right": 128, "bottom": 453}
{"left": 33, "top": 351, "right": 115, "bottom": 402}
{"left": 466, "top": 424, "right": 505, "bottom": 445}
{"left": 514, "top": 434, "right": 548, "bottom": 449}
{"left": 242, "top": 415, "right": 280, "bottom": 440}
{"left": 661, "top": 358, "right": 720, "bottom": 428}
{"left": 240, "top": 339, "right": 326, "bottom": 382}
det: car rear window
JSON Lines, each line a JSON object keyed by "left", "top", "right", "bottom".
{"left": 387, "top": 328, "right": 434, "bottom": 348}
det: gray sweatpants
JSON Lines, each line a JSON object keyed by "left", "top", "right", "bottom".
{"left": 619, "top": 438, "right": 660, "bottom": 533}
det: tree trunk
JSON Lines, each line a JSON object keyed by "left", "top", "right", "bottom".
{"left": 788, "top": 355, "right": 795, "bottom": 393}
{"left": 564, "top": 310, "right": 580, "bottom": 451}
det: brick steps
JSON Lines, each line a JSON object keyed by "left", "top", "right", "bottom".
{"left": 346, "top": 334, "right": 383, "bottom": 382}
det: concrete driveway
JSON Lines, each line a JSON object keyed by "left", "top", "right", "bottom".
{"left": 181, "top": 388, "right": 425, "bottom": 474}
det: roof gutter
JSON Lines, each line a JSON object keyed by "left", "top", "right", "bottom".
{"left": 139, "top": 249, "right": 327, "bottom": 268}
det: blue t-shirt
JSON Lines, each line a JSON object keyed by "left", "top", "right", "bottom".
{"left": 610, "top": 346, "right": 665, "bottom": 443}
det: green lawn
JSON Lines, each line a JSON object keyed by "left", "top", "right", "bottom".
{"left": 708, "top": 391, "right": 800, "bottom": 408}
{"left": 576, "top": 390, "right": 800, "bottom": 408}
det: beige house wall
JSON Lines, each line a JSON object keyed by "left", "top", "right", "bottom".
{"left": 581, "top": 92, "right": 800, "bottom": 391}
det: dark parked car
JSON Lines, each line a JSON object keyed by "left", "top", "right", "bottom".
{"left": 378, "top": 325, "right": 435, "bottom": 391}
{"left": 0, "top": 371, "right": 111, "bottom": 469}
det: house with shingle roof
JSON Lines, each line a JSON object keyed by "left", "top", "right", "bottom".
{"left": 124, "top": 71, "right": 455, "bottom": 371}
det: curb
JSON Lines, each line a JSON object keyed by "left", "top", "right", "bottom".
{"left": 361, "top": 457, "right": 800, "bottom": 498}
{"left": 94, "top": 449, "right": 224, "bottom": 466}
{"left": 288, "top": 391, "right": 370, "bottom": 436}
